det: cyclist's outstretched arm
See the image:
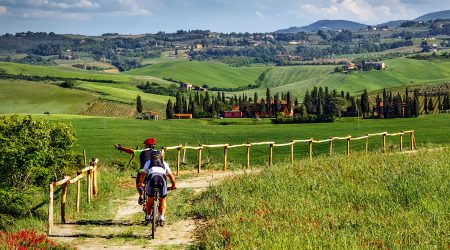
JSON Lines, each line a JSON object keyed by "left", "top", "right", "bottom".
{"left": 168, "top": 173, "right": 176, "bottom": 190}
{"left": 114, "top": 144, "right": 135, "bottom": 155}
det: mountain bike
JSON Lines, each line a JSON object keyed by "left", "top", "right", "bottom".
{"left": 147, "top": 187, "right": 160, "bottom": 239}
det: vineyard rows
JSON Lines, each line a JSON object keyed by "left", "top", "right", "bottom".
{"left": 79, "top": 100, "right": 137, "bottom": 117}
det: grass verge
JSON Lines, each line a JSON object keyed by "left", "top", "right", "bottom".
{"left": 193, "top": 148, "right": 450, "bottom": 249}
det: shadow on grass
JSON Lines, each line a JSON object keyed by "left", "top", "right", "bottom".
{"left": 61, "top": 219, "right": 142, "bottom": 226}
{"left": 49, "top": 232, "right": 146, "bottom": 239}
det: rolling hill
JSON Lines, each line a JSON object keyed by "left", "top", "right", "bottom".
{"left": 232, "top": 58, "right": 450, "bottom": 98}
{"left": 414, "top": 10, "right": 450, "bottom": 21}
{"left": 126, "top": 61, "right": 267, "bottom": 88}
{"left": 275, "top": 20, "right": 367, "bottom": 33}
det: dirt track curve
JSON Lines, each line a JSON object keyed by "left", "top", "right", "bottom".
{"left": 49, "top": 170, "right": 253, "bottom": 249}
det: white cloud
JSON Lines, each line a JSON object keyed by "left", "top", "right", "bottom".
{"left": 0, "top": 6, "right": 6, "bottom": 15}
{"left": 74, "top": 0, "right": 100, "bottom": 9}
{"left": 298, "top": 0, "right": 417, "bottom": 23}
{"left": 21, "top": 9, "right": 91, "bottom": 20}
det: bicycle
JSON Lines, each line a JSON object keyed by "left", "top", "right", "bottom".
{"left": 147, "top": 187, "right": 160, "bottom": 239}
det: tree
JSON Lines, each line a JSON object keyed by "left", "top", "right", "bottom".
{"left": 284, "top": 91, "right": 290, "bottom": 115}
{"left": 360, "top": 89, "right": 369, "bottom": 117}
{"left": 136, "top": 95, "right": 143, "bottom": 113}
{"left": 303, "top": 90, "right": 313, "bottom": 114}
{"left": 174, "top": 91, "right": 182, "bottom": 114}
{"left": 266, "top": 88, "right": 272, "bottom": 115}
{"left": 0, "top": 115, "right": 79, "bottom": 217}
{"left": 166, "top": 99, "right": 174, "bottom": 119}
{"left": 405, "top": 88, "right": 410, "bottom": 117}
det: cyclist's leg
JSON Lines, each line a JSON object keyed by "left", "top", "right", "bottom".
{"left": 146, "top": 196, "right": 154, "bottom": 216}
{"left": 159, "top": 197, "right": 166, "bottom": 216}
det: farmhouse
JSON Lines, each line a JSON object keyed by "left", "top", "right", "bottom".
{"left": 174, "top": 114, "right": 193, "bottom": 119}
{"left": 140, "top": 111, "right": 159, "bottom": 120}
{"left": 224, "top": 106, "right": 243, "bottom": 118}
{"left": 179, "top": 82, "right": 193, "bottom": 90}
{"left": 343, "top": 63, "right": 358, "bottom": 71}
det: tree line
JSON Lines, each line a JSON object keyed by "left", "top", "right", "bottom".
{"left": 163, "top": 85, "right": 447, "bottom": 122}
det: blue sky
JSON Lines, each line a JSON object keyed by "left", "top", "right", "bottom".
{"left": 0, "top": 0, "right": 449, "bottom": 35}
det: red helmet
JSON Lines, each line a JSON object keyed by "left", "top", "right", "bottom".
{"left": 143, "top": 138, "right": 156, "bottom": 145}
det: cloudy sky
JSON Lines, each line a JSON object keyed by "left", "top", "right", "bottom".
{"left": 0, "top": 0, "right": 449, "bottom": 35}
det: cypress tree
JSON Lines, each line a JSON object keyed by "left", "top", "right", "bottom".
{"left": 174, "top": 91, "right": 182, "bottom": 114}
{"left": 303, "top": 90, "right": 313, "bottom": 114}
{"left": 405, "top": 88, "right": 410, "bottom": 117}
{"left": 286, "top": 91, "right": 292, "bottom": 114}
{"left": 166, "top": 99, "right": 174, "bottom": 119}
{"left": 136, "top": 95, "right": 143, "bottom": 113}
{"left": 266, "top": 88, "right": 272, "bottom": 115}
{"left": 182, "top": 95, "right": 188, "bottom": 113}
{"left": 424, "top": 94, "right": 428, "bottom": 114}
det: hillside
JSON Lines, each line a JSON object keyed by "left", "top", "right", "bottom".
{"left": 232, "top": 58, "right": 450, "bottom": 99}
{"left": 0, "top": 79, "right": 97, "bottom": 114}
{"left": 414, "top": 10, "right": 450, "bottom": 21}
{"left": 0, "top": 62, "right": 134, "bottom": 83}
{"left": 275, "top": 20, "right": 367, "bottom": 33}
{"left": 126, "top": 61, "right": 266, "bottom": 88}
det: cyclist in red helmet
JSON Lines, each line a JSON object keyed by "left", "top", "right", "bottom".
{"left": 115, "top": 138, "right": 176, "bottom": 226}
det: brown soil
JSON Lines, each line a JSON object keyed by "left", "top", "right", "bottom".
{"left": 49, "top": 169, "right": 255, "bottom": 249}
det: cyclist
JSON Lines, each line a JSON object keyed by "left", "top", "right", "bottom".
{"left": 115, "top": 138, "right": 176, "bottom": 226}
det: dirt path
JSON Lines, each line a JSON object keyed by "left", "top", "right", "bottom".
{"left": 50, "top": 169, "right": 254, "bottom": 249}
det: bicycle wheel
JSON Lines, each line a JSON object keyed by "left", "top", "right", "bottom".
{"left": 151, "top": 190, "right": 159, "bottom": 239}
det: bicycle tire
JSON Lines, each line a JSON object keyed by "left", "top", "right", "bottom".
{"left": 151, "top": 189, "right": 159, "bottom": 239}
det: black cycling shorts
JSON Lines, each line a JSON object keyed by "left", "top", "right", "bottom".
{"left": 146, "top": 173, "right": 167, "bottom": 198}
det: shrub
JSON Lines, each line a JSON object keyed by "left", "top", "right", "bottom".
{"left": 0, "top": 115, "right": 81, "bottom": 220}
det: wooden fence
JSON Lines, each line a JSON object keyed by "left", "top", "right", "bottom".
{"left": 48, "top": 157, "right": 99, "bottom": 236}
{"left": 162, "top": 130, "right": 416, "bottom": 175}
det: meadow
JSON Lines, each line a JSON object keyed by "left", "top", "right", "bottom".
{"left": 0, "top": 62, "right": 134, "bottom": 83}
{"left": 193, "top": 149, "right": 449, "bottom": 249}
{"left": 0, "top": 80, "right": 97, "bottom": 114}
{"left": 126, "top": 61, "right": 267, "bottom": 88}
{"left": 34, "top": 114, "right": 450, "bottom": 170}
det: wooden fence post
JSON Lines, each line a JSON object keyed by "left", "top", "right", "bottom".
{"left": 61, "top": 180, "right": 68, "bottom": 223}
{"left": 365, "top": 133, "right": 369, "bottom": 153}
{"left": 48, "top": 183, "right": 54, "bottom": 236}
{"left": 269, "top": 143, "right": 273, "bottom": 167}
{"left": 223, "top": 145, "right": 228, "bottom": 171}
{"left": 400, "top": 131, "right": 403, "bottom": 152}
{"left": 329, "top": 139, "right": 333, "bottom": 156}
{"left": 246, "top": 143, "right": 250, "bottom": 170}
{"left": 176, "top": 145, "right": 182, "bottom": 176}
{"left": 308, "top": 139, "right": 313, "bottom": 161}
{"left": 92, "top": 158, "right": 98, "bottom": 195}
{"left": 198, "top": 144, "right": 202, "bottom": 174}
{"left": 87, "top": 169, "right": 91, "bottom": 203}
{"left": 290, "top": 141, "right": 294, "bottom": 163}
{"left": 382, "top": 132, "right": 387, "bottom": 153}
{"left": 76, "top": 171, "right": 81, "bottom": 213}
{"left": 83, "top": 149, "right": 87, "bottom": 167}
{"left": 346, "top": 137, "right": 351, "bottom": 155}
{"left": 413, "top": 131, "right": 417, "bottom": 149}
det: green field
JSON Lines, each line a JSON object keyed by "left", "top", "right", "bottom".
{"left": 0, "top": 61, "right": 134, "bottom": 83}
{"left": 0, "top": 80, "right": 97, "bottom": 114}
{"left": 194, "top": 149, "right": 449, "bottom": 249}
{"left": 31, "top": 114, "right": 450, "bottom": 169}
{"left": 126, "top": 61, "right": 267, "bottom": 88}
{"left": 233, "top": 58, "right": 450, "bottom": 98}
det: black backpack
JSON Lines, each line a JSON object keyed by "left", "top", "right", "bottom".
{"left": 140, "top": 148, "right": 165, "bottom": 169}
{"left": 150, "top": 150, "right": 164, "bottom": 168}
